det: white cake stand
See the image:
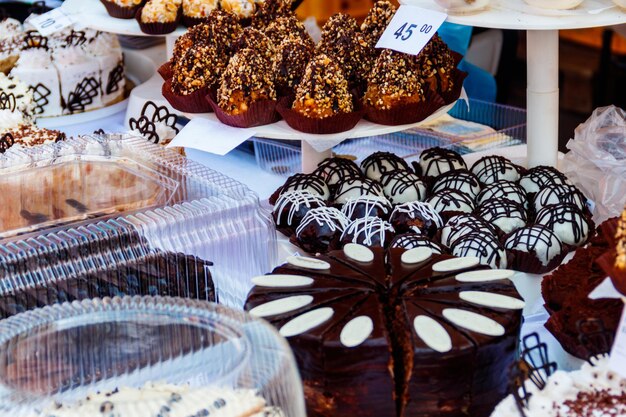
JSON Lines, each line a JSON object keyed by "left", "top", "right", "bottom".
{"left": 401, "top": 0, "right": 626, "bottom": 168}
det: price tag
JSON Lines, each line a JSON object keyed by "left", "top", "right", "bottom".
{"left": 609, "top": 300, "right": 626, "bottom": 378}
{"left": 376, "top": 5, "right": 447, "bottom": 56}
{"left": 166, "top": 118, "right": 256, "bottom": 156}
{"left": 27, "top": 8, "right": 75, "bottom": 36}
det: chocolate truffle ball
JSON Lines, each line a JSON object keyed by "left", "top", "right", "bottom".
{"left": 419, "top": 147, "right": 466, "bottom": 178}
{"left": 333, "top": 177, "right": 385, "bottom": 205}
{"left": 452, "top": 232, "right": 508, "bottom": 269}
{"left": 341, "top": 196, "right": 393, "bottom": 221}
{"left": 296, "top": 207, "right": 349, "bottom": 253}
{"left": 389, "top": 201, "right": 443, "bottom": 238}
{"left": 471, "top": 155, "right": 523, "bottom": 185}
{"left": 273, "top": 191, "right": 326, "bottom": 235}
{"left": 430, "top": 169, "right": 482, "bottom": 200}
{"left": 441, "top": 214, "right": 497, "bottom": 248}
{"left": 389, "top": 233, "right": 444, "bottom": 254}
{"left": 427, "top": 190, "right": 475, "bottom": 217}
{"left": 340, "top": 216, "right": 395, "bottom": 248}
{"left": 504, "top": 225, "right": 564, "bottom": 267}
{"left": 476, "top": 180, "right": 528, "bottom": 209}
{"left": 379, "top": 170, "right": 426, "bottom": 205}
{"left": 533, "top": 184, "right": 587, "bottom": 213}
{"left": 477, "top": 198, "right": 528, "bottom": 235}
{"left": 314, "top": 157, "right": 362, "bottom": 189}
{"left": 535, "top": 204, "right": 592, "bottom": 247}
{"left": 361, "top": 151, "right": 410, "bottom": 182}
{"left": 519, "top": 166, "right": 570, "bottom": 194}
{"left": 271, "top": 173, "right": 331, "bottom": 204}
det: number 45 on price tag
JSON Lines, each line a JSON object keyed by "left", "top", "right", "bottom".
{"left": 376, "top": 6, "right": 448, "bottom": 56}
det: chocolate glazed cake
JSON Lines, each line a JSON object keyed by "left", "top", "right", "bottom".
{"left": 245, "top": 245, "right": 524, "bottom": 417}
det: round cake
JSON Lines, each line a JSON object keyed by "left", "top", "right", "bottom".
{"left": 246, "top": 246, "right": 524, "bottom": 417}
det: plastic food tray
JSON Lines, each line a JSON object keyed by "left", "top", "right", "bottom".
{"left": 0, "top": 135, "right": 276, "bottom": 310}
{"left": 251, "top": 99, "right": 526, "bottom": 176}
{"left": 0, "top": 296, "right": 306, "bottom": 417}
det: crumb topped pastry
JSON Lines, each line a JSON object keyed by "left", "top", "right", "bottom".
{"left": 233, "top": 27, "right": 276, "bottom": 62}
{"left": 201, "top": 9, "right": 243, "bottom": 58}
{"left": 264, "top": 15, "right": 314, "bottom": 49}
{"left": 221, "top": 0, "right": 256, "bottom": 19}
{"left": 140, "top": 0, "right": 180, "bottom": 23}
{"left": 273, "top": 37, "right": 313, "bottom": 92}
{"left": 217, "top": 48, "right": 276, "bottom": 115}
{"left": 110, "top": 0, "right": 144, "bottom": 5}
{"left": 5, "top": 125, "right": 65, "bottom": 147}
{"left": 364, "top": 49, "right": 425, "bottom": 110}
{"left": 172, "top": 43, "right": 224, "bottom": 95}
{"left": 252, "top": 0, "right": 293, "bottom": 29}
{"left": 360, "top": 0, "right": 397, "bottom": 48}
{"left": 182, "top": 0, "right": 219, "bottom": 19}
{"left": 292, "top": 54, "right": 353, "bottom": 119}
{"left": 316, "top": 13, "right": 366, "bottom": 85}
{"left": 417, "top": 34, "right": 456, "bottom": 94}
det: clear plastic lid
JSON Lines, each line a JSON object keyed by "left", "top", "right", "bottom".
{"left": 0, "top": 134, "right": 277, "bottom": 311}
{"left": 0, "top": 296, "right": 305, "bottom": 417}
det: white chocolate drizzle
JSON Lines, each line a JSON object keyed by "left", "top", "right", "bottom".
{"left": 442, "top": 308, "right": 505, "bottom": 336}
{"left": 249, "top": 295, "right": 314, "bottom": 318}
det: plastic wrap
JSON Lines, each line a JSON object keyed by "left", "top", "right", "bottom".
{"left": 561, "top": 106, "right": 626, "bottom": 224}
{"left": 0, "top": 296, "right": 305, "bottom": 417}
{"left": 0, "top": 135, "right": 276, "bottom": 310}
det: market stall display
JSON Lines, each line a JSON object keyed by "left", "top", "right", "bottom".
{"left": 269, "top": 147, "right": 593, "bottom": 274}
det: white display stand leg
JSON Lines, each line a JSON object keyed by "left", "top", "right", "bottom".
{"left": 526, "top": 30, "right": 559, "bottom": 168}
{"left": 301, "top": 141, "right": 332, "bottom": 173}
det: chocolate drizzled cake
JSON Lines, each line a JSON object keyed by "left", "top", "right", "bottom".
{"left": 172, "top": 43, "right": 224, "bottom": 95}
{"left": 419, "top": 147, "right": 466, "bottom": 178}
{"left": 292, "top": 54, "right": 353, "bottom": 119}
{"left": 389, "top": 233, "right": 444, "bottom": 254}
{"left": 252, "top": 0, "right": 293, "bottom": 29}
{"left": 332, "top": 177, "right": 384, "bottom": 205}
{"left": 264, "top": 15, "right": 314, "bottom": 50}
{"left": 233, "top": 27, "right": 276, "bottom": 62}
{"left": 246, "top": 246, "right": 523, "bottom": 417}
{"left": 471, "top": 155, "right": 522, "bottom": 185}
{"left": 313, "top": 157, "right": 362, "bottom": 189}
{"left": 270, "top": 173, "right": 331, "bottom": 204}
{"left": 416, "top": 34, "right": 456, "bottom": 94}
{"left": 341, "top": 196, "right": 392, "bottom": 221}
{"left": 340, "top": 216, "right": 395, "bottom": 247}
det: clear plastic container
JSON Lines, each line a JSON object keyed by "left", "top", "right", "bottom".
{"left": 251, "top": 99, "right": 526, "bottom": 176}
{"left": 0, "top": 134, "right": 276, "bottom": 311}
{"left": 0, "top": 296, "right": 305, "bottom": 417}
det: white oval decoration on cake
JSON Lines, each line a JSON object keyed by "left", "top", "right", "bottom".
{"left": 413, "top": 315, "right": 452, "bottom": 353}
{"left": 459, "top": 291, "right": 526, "bottom": 310}
{"left": 344, "top": 244, "right": 375, "bottom": 263}
{"left": 401, "top": 247, "right": 433, "bottom": 265}
{"left": 432, "top": 257, "right": 480, "bottom": 272}
{"left": 287, "top": 256, "right": 331, "bottom": 270}
{"left": 252, "top": 275, "right": 314, "bottom": 288}
{"left": 442, "top": 308, "right": 505, "bottom": 336}
{"left": 280, "top": 307, "right": 334, "bottom": 338}
{"left": 249, "top": 295, "right": 314, "bottom": 318}
{"left": 340, "top": 316, "right": 374, "bottom": 348}
{"left": 455, "top": 269, "right": 515, "bottom": 283}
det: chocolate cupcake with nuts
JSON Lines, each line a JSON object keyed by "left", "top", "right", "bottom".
{"left": 164, "top": 43, "right": 224, "bottom": 113}
{"left": 277, "top": 54, "right": 363, "bottom": 134}
{"left": 360, "top": 0, "right": 397, "bottom": 49}
{"left": 209, "top": 47, "right": 279, "bottom": 127}
{"left": 316, "top": 13, "right": 369, "bottom": 87}
{"left": 417, "top": 34, "right": 466, "bottom": 103}
{"left": 272, "top": 36, "right": 314, "bottom": 95}
{"left": 233, "top": 26, "right": 276, "bottom": 62}
{"left": 101, "top": 0, "right": 145, "bottom": 19}
{"left": 264, "top": 15, "right": 314, "bottom": 50}
{"left": 136, "top": 0, "right": 181, "bottom": 35}
{"left": 252, "top": 0, "right": 293, "bottom": 29}
{"left": 181, "top": 0, "right": 218, "bottom": 27}
{"left": 364, "top": 49, "right": 442, "bottom": 125}
{"left": 202, "top": 9, "right": 243, "bottom": 58}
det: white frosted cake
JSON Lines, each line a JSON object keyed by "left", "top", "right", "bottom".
{"left": 25, "top": 382, "right": 283, "bottom": 417}
{"left": 0, "top": 17, "right": 125, "bottom": 117}
{"left": 491, "top": 355, "right": 626, "bottom": 417}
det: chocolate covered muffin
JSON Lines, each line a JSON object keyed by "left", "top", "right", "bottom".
{"left": 252, "top": 0, "right": 293, "bottom": 29}
{"left": 172, "top": 43, "right": 224, "bottom": 95}
{"left": 217, "top": 48, "right": 277, "bottom": 115}
{"left": 364, "top": 49, "right": 426, "bottom": 111}
{"left": 233, "top": 27, "right": 276, "bottom": 62}
{"left": 360, "top": 0, "right": 397, "bottom": 48}
{"left": 292, "top": 54, "right": 353, "bottom": 119}
{"left": 264, "top": 15, "right": 314, "bottom": 50}
{"left": 273, "top": 37, "right": 314, "bottom": 92}
{"left": 416, "top": 34, "right": 456, "bottom": 95}
{"left": 316, "top": 13, "right": 368, "bottom": 85}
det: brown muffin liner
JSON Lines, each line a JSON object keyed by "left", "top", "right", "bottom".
{"left": 364, "top": 91, "right": 446, "bottom": 126}
{"left": 158, "top": 61, "right": 173, "bottom": 81}
{"left": 507, "top": 246, "right": 570, "bottom": 275}
{"left": 182, "top": 15, "right": 209, "bottom": 27}
{"left": 162, "top": 80, "right": 213, "bottom": 114}
{"left": 600, "top": 217, "right": 620, "bottom": 247}
{"left": 276, "top": 96, "right": 364, "bottom": 135}
{"left": 596, "top": 250, "right": 626, "bottom": 296}
{"left": 135, "top": 7, "right": 180, "bottom": 35}
{"left": 440, "top": 69, "right": 469, "bottom": 105}
{"left": 451, "top": 51, "right": 464, "bottom": 67}
{"left": 100, "top": 0, "right": 143, "bottom": 19}
{"left": 206, "top": 91, "right": 280, "bottom": 128}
